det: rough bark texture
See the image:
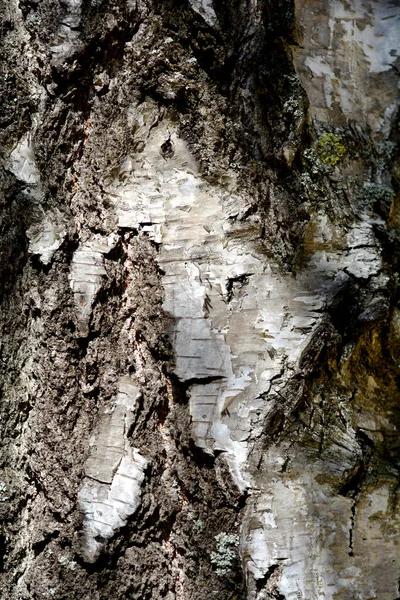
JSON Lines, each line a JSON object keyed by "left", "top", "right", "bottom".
{"left": 0, "top": 1, "right": 399, "bottom": 599}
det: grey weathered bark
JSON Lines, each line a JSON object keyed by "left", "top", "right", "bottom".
{"left": 0, "top": 0, "right": 399, "bottom": 599}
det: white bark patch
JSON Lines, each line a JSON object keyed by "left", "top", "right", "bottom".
{"left": 294, "top": 0, "right": 400, "bottom": 135}
{"left": 50, "top": 0, "right": 83, "bottom": 61}
{"left": 242, "top": 473, "right": 400, "bottom": 600}
{"left": 189, "top": 0, "right": 218, "bottom": 27}
{"left": 107, "top": 112, "right": 382, "bottom": 495}
{"left": 8, "top": 135, "right": 40, "bottom": 186}
{"left": 104, "top": 107, "right": 386, "bottom": 594}
{"left": 78, "top": 377, "right": 147, "bottom": 563}
{"left": 69, "top": 235, "right": 117, "bottom": 336}
{"left": 8, "top": 136, "right": 67, "bottom": 264}
{"left": 26, "top": 212, "right": 66, "bottom": 265}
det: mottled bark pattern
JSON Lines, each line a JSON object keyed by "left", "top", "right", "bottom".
{"left": 0, "top": 1, "right": 399, "bottom": 599}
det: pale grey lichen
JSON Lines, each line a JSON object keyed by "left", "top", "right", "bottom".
{"left": 302, "top": 148, "right": 330, "bottom": 176}
{"left": 27, "top": 13, "right": 41, "bottom": 26}
{"left": 0, "top": 481, "right": 8, "bottom": 502}
{"left": 377, "top": 140, "right": 396, "bottom": 160}
{"left": 210, "top": 533, "right": 240, "bottom": 576}
{"left": 300, "top": 148, "right": 331, "bottom": 199}
{"left": 360, "top": 183, "right": 394, "bottom": 205}
{"left": 300, "top": 171, "right": 319, "bottom": 195}
{"left": 59, "top": 556, "right": 77, "bottom": 571}
{"left": 192, "top": 519, "right": 204, "bottom": 535}
{"left": 283, "top": 97, "right": 303, "bottom": 120}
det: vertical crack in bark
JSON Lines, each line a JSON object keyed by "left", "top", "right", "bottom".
{"left": 348, "top": 501, "right": 356, "bottom": 558}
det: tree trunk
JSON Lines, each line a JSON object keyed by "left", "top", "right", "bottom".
{"left": 1, "top": 1, "right": 399, "bottom": 599}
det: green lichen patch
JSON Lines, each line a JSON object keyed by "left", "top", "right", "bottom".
{"left": 317, "top": 133, "right": 347, "bottom": 166}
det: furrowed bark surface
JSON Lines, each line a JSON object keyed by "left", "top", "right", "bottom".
{"left": 0, "top": 1, "right": 399, "bottom": 599}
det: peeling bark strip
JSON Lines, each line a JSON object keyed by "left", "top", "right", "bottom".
{"left": 78, "top": 377, "right": 147, "bottom": 563}
{"left": 0, "top": 0, "right": 400, "bottom": 599}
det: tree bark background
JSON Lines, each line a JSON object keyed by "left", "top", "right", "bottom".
{"left": 0, "top": 1, "right": 399, "bottom": 599}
